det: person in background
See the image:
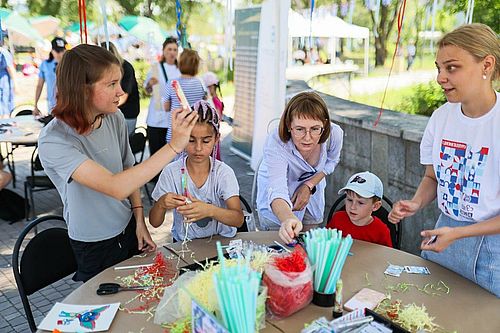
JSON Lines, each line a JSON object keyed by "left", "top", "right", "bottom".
{"left": 406, "top": 43, "right": 416, "bottom": 71}
{"left": 327, "top": 171, "right": 392, "bottom": 248}
{"left": 388, "top": 24, "right": 500, "bottom": 297}
{"left": 144, "top": 37, "right": 181, "bottom": 160}
{"left": 163, "top": 48, "right": 206, "bottom": 144}
{"left": 38, "top": 44, "right": 198, "bottom": 282}
{"left": 256, "top": 91, "right": 343, "bottom": 244}
{"left": 33, "top": 37, "right": 67, "bottom": 116}
{"left": 149, "top": 100, "right": 243, "bottom": 241}
{"left": 202, "top": 71, "right": 224, "bottom": 160}
{"left": 202, "top": 71, "right": 224, "bottom": 119}
{"left": 101, "top": 42, "right": 140, "bottom": 135}
{"left": 0, "top": 39, "right": 15, "bottom": 118}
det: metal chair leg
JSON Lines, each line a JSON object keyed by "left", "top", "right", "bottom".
{"left": 24, "top": 181, "right": 29, "bottom": 221}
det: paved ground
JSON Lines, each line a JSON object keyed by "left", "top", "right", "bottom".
{"left": 0, "top": 117, "right": 254, "bottom": 331}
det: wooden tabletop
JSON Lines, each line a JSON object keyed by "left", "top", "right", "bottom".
{"left": 48, "top": 231, "right": 500, "bottom": 332}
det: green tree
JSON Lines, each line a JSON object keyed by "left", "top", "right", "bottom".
{"left": 445, "top": 0, "right": 499, "bottom": 32}
{"left": 115, "top": 0, "right": 142, "bottom": 16}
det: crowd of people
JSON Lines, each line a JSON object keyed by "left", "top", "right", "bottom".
{"left": 1, "top": 22, "right": 497, "bottom": 298}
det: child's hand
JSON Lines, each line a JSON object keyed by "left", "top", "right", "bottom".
{"left": 291, "top": 184, "right": 311, "bottom": 211}
{"left": 176, "top": 197, "right": 211, "bottom": 223}
{"left": 170, "top": 108, "right": 198, "bottom": 152}
{"left": 159, "top": 193, "right": 188, "bottom": 210}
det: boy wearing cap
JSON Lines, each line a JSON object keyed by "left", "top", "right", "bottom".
{"left": 34, "top": 37, "right": 68, "bottom": 116}
{"left": 327, "top": 171, "right": 393, "bottom": 247}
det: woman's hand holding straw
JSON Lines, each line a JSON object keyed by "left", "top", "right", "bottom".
{"left": 169, "top": 108, "right": 198, "bottom": 154}
{"left": 172, "top": 80, "right": 190, "bottom": 110}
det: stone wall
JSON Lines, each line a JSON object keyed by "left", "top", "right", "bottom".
{"left": 286, "top": 80, "right": 441, "bottom": 254}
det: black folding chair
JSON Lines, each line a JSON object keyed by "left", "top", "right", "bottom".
{"left": 12, "top": 215, "right": 77, "bottom": 332}
{"left": 129, "top": 127, "right": 152, "bottom": 205}
{"left": 237, "top": 195, "right": 255, "bottom": 232}
{"left": 10, "top": 104, "right": 35, "bottom": 117}
{"left": 24, "top": 146, "right": 56, "bottom": 221}
{"left": 327, "top": 193, "right": 402, "bottom": 249}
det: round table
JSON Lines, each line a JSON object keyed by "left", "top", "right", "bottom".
{"left": 46, "top": 232, "right": 500, "bottom": 332}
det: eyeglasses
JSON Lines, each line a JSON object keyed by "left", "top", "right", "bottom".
{"left": 290, "top": 126, "right": 324, "bottom": 138}
{"left": 350, "top": 176, "right": 366, "bottom": 184}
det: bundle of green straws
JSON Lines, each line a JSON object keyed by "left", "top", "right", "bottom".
{"left": 213, "top": 241, "right": 262, "bottom": 333}
{"left": 303, "top": 228, "right": 353, "bottom": 294}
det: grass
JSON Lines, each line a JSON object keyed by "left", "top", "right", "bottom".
{"left": 350, "top": 84, "right": 423, "bottom": 112}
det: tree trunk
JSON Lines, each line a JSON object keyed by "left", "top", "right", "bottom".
{"left": 144, "top": 0, "right": 153, "bottom": 18}
{"left": 375, "top": 35, "right": 387, "bottom": 67}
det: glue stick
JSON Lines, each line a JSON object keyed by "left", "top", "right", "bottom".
{"left": 333, "top": 278, "right": 343, "bottom": 318}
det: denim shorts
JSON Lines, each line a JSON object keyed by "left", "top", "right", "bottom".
{"left": 421, "top": 214, "right": 500, "bottom": 297}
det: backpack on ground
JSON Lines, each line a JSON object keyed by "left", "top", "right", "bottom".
{"left": 0, "top": 189, "right": 28, "bottom": 222}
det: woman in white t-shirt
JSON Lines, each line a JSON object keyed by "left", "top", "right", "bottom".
{"left": 388, "top": 24, "right": 500, "bottom": 297}
{"left": 144, "top": 37, "right": 181, "bottom": 159}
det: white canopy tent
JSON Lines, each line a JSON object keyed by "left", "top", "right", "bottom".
{"left": 288, "top": 10, "right": 370, "bottom": 75}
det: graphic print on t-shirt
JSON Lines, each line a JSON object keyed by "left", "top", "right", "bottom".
{"left": 437, "top": 139, "right": 489, "bottom": 219}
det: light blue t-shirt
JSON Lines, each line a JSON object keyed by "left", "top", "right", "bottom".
{"left": 38, "top": 111, "right": 135, "bottom": 242}
{"left": 152, "top": 156, "right": 240, "bottom": 241}
{"left": 39, "top": 59, "right": 58, "bottom": 112}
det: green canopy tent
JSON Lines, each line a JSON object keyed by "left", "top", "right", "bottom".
{"left": 65, "top": 21, "right": 96, "bottom": 33}
{"left": 118, "top": 16, "right": 168, "bottom": 46}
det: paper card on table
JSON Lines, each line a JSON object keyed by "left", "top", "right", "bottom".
{"left": 37, "top": 302, "right": 120, "bottom": 332}
{"left": 192, "top": 299, "right": 229, "bottom": 333}
{"left": 404, "top": 266, "right": 431, "bottom": 275}
{"left": 384, "top": 264, "right": 404, "bottom": 277}
{"left": 344, "top": 288, "right": 386, "bottom": 311}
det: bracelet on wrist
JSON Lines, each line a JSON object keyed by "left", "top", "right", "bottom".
{"left": 167, "top": 143, "right": 181, "bottom": 154}
{"left": 131, "top": 205, "right": 143, "bottom": 210}
{"left": 304, "top": 181, "right": 316, "bottom": 195}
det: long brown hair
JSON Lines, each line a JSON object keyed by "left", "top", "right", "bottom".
{"left": 159, "top": 37, "right": 178, "bottom": 66}
{"left": 52, "top": 44, "right": 120, "bottom": 134}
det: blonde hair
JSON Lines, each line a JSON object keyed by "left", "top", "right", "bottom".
{"left": 438, "top": 23, "right": 500, "bottom": 81}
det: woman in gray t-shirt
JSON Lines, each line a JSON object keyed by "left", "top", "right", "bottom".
{"left": 38, "top": 44, "right": 198, "bottom": 282}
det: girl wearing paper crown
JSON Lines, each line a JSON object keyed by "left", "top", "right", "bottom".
{"left": 149, "top": 100, "right": 244, "bottom": 241}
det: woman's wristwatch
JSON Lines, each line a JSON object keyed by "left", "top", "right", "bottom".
{"left": 304, "top": 181, "right": 316, "bottom": 195}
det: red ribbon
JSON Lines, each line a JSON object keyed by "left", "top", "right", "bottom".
{"left": 374, "top": 0, "right": 407, "bottom": 127}
{"left": 78, "top": 0, "right": 88, "bottom": 44}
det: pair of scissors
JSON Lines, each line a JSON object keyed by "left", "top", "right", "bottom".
{"left": 96, "top": 283, "right": 149, "bottom": 295}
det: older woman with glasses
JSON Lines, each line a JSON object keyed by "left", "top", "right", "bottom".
{"left": 256, "top": 91, "right": 344, "bottom": 243}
